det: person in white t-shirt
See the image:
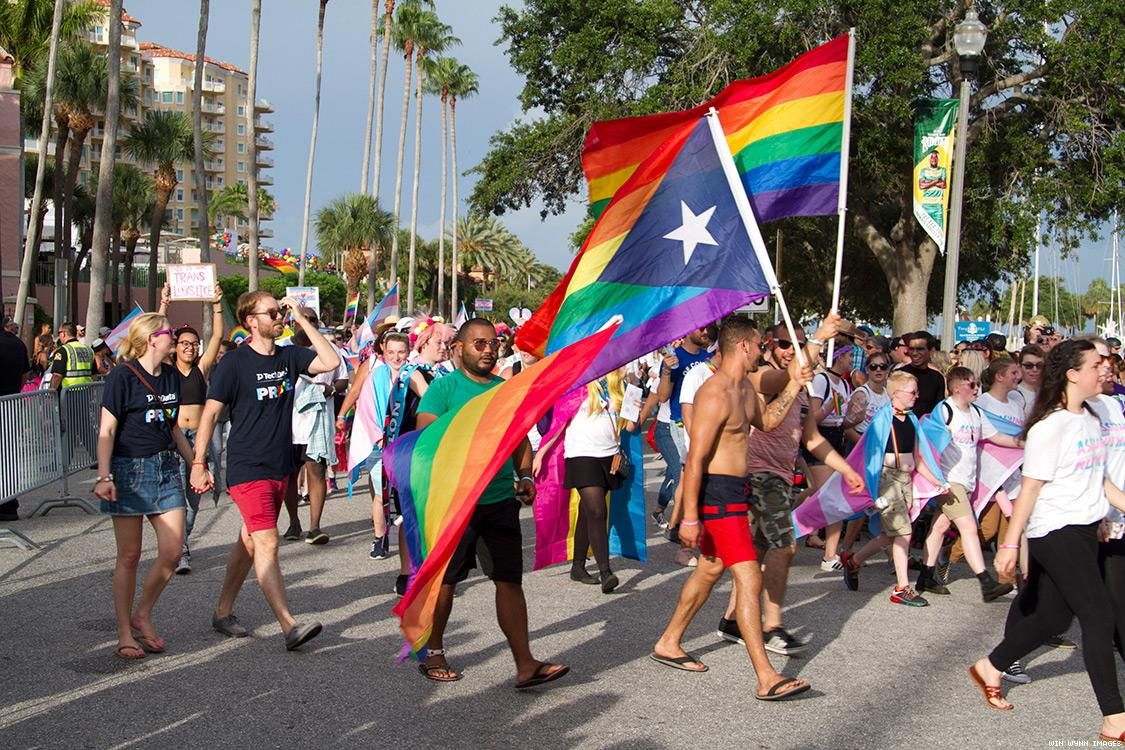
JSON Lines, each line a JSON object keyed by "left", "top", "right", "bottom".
{"left": 971, "top": 339, "right": 1125, "bottom": 737}
{"left": 915, "top": 367, "right": 1020, "bottom": 601}
{"left": 1015, "top": 344, "right": 1046, "bottom": 418}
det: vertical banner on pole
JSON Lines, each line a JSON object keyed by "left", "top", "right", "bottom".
{"left": 913, "top": 98, "right": 959, "bottom": 255}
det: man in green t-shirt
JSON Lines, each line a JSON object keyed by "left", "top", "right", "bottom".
{"left": 413, "top": 318, "right": 569, "bottom": 689}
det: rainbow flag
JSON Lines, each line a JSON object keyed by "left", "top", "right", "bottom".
{"left": 517, "top": 114, "right": 773, "bottom": 385}
{"left": 264, "top": 256, "right": 298, "bottom": 274}
{"left": 104, "top": 303, "right": 143, "bottom": 355}
{"left": 345, "top": 293, "right": 360, "bottom": 323}
{"left": 582, "top": 33, "right": 852, "bottom": 222}
{"left": 384, "top": 323, "right": 618, "bottom": 659}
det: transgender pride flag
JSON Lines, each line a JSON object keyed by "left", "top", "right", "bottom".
{"left": 972, "top": 406, "right": 1025, "bottom": 517}
{"left": 352, "top": 283, "right": 399, "bottom": 353}
{"left": 104, "top": 303, "right": 143, "bottom": 355}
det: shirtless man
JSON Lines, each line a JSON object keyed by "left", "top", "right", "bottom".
{"left": 651, "top": 317, "right": 813, "bottom": 700}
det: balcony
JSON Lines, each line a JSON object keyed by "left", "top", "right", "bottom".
{"left": 256, "top": 154, "right": 274, "bottom": 168}
{"left": 254, "top": 98, "right": 274, "bottom": 113}
{"left": 255, "top": 118, "right": 274, "bottom": 133}
{"left": 203, "top": 120, "right": 225, "bottom": 134}
{"left": 202, "top": 100, "right": 225, "bottom": 114}
{"left": 203, "top": 160, "right": 223, "bottom": 172}
{"left": 258, "top": 172, "right": 274, "bottom": 185}
{"left": 259, "top": 227, "right": 274, "bottom": 238}
{"left": 201, "top": 80, "right": 226, "bottom": 94}
{"left": 255, "top": 136, "right": 274, "bottom": 150}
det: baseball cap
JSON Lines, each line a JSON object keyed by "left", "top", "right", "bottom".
{"left": 394, "top": 316, "right": 415, "bottom": 333}
{"left": 984, "top": 332, "right": 1007, "bottom": 351}
{"left": 1028, "top": 315, "right": 1050, "bottom": 329}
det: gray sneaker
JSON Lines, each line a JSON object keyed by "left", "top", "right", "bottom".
{"left": 1002, "top": 660, "right": 1031, "bottom": 684}
{"left": 212, "top": 613, "right": 249, "bottom": 638}
{"left": 285, "top": 621, "right": 323, "bottom": 651}
{"left": 174, "top": 554, "right": 191, "bottom": 575}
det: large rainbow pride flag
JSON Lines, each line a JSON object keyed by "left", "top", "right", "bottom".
{"left": 384, "top": 323, "right": 618, "bottom": 659}
{"left": 582, "top": 33, "right": 852, "bottom": 223}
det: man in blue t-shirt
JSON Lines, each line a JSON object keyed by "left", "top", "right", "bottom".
{"left": 411, "top": 318, "right": 569, "bottom": 689}
{"left": 189, "top": 290, "right": 340, "bottom": 652}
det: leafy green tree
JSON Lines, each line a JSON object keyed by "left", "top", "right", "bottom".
{"left": 474, "top": 0, "right": 1124, "bottom": 332}
{"left": 0, "top": 0, "right": 100, "bottom": 80}
{"left": 259, "top": 270, "right": 347, "bottom": 324}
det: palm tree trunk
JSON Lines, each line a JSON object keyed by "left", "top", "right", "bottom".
{"left": 69, "top": 245, "right": 89, "bottom": 322}
{"left": 110, "top": 228, "right": 122, "bottom": 323}
{"left": 15, "top": 0, "right": 65, "bottom": 347}
{"left": 51, "top": 114, "right": 69, "bottom": 325}
{"left": 147, "top": 186, "right": 171, "bottom": 310}
{"left": 360, "top": 0, "right": 378, "bottom": 194}
{"left": 246, "top": 0, "right": 262, "bottom": 291}
{"left": 406, "top": 48, "right": 424, "bottom": 313}
{"left": 389, "top": 40, "right": 413, "bottom": 297}
{"left": 191, "top": 0, "right": 212, "bottom": 337}
{"left": 437, "top": 91, "right": 448, "bottom": 318}
{"left": 371, "top": 0, "right": 395, "bottom": 202}
{"left": 298, "top": 0, "right": 327, "bottom": 288}
{"left": 449, "top": 94, "right": 460, "bottom": 319}
{"left": 124, "top": 233, "right": 138, "bottom": 308}
{"left": 62, "top": 127, "right": 88, "bottom": 320}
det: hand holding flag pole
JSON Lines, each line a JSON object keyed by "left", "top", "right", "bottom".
{"left": 705, "top": 107, "right": 815, "bottom": 394}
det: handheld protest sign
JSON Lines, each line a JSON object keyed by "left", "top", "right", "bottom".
{"left": 167, "top": 263, "right": 218, "bottom": 301}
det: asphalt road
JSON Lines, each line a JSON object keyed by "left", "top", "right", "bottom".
{"left": 0, "top": 458, "right": 1119, "bottom": 750}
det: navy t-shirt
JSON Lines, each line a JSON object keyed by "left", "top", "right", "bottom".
{"left": 208, "top": 343, "right": 316, "bottom": 486}
{"left": 668, "top": 346, "right": 712, "bottom": 422}
{"left": 101, "top": 363, "right": 180, "bottom": 457}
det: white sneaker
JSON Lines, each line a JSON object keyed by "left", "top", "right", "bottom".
{"left": 820, "top": 555, "right": 843, "bottom": 572}
{"left": 674, "top": 547, "right": 697, "bottom": 567}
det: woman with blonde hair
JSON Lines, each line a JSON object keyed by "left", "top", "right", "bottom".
{"left": 93, "top": 313, "right": 195, "bottom": 660}
{"left": 960, "top": 348, "right": 988, "bottom": 381}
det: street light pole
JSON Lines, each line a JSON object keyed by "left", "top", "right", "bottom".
{"left": 940, "top": 8, "right": 987, "bottom": 349}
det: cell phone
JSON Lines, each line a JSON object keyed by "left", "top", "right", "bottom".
{"left": 660, "top": 344, "right": 676, "bottom": 356}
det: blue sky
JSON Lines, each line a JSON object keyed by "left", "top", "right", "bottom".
{"left": 125, "top": 0, "right": 1115, "bottom": 303}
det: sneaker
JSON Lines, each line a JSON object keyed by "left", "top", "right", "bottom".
{"left": 890, "top": 585, "right": 929, "bottom": 607}
{"left": 820, "top": 555, "right": 843, "bottom": 572}
{"left": 284, "top": 621, "right": 322, "bottom": 651}
{"left": 717, "top": 617, "right": 744, "bottom": 645}
{"left": 1002, "top": 660, "right": 1032, "bottom": 684}
{"left": 174, "top": 554, "right": 191, "bottom": 575}
{"left": 369, "top": 536, "right": 388, "bottom": 560}
{"left": 1046, "top": 635, "right": 1078, "bottom": 649}
{"left": 666, "top": 526, "right": 681, "bottom": 544}
{"left": 979, "top": 574, "right": 1014, "bottom": 603}
{"left": 212, "top": 612, "right": 249, "bottom": 638}
{"left": 395, "top": 574, "right": 409, "bottom": 597}
{"left": 936, "top": 560, "right": 951, "bottom": 585}
{"left": 651, "top": 510, "right": 668, "bottom": 529}
{"left": 841, "top": 552, "right": 860, "bottom": 591}
{"left": 304, "top": 528, "right": 330, "bottom": 545}
{"left": 916, "top": 567, "right": 950, "bottom": 595}
{"left": 674, "top": 547, "right": 697, "bottom": 567}
{"left": 763, "top": 627, "right": 807, "bottom": 656}
{"left": 282, "top": 524, "right": 303, "bottom": 541}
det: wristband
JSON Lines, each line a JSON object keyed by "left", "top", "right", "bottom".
{"left": 999, "top": 544, "right": 1019, "bottom": 550}
{"left": 807, "top": 338, "right": 826, "bottom": 348}
{"left": 518, "top": 476, "right": 534, "bottom": 484}
{"left": 192, "top": 461, "right": 207, "bottom": 466}
{"left": 95, "top": 475, "right": 114, "bottom": 483}
{"left": 680, "top": 520, "right": 700, "bottom": 527}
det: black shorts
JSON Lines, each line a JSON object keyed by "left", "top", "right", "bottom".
{"left": 292, "top": 444, "right": 327, "bottom": 467}
{"left": 443, "top": 498, "right": 523, "bottom": 585}
{"left": 564, "top": 455, "right": 615, "bottom": 490}
{"left": 801, "top": 426, "right": 848, "bottom": 466}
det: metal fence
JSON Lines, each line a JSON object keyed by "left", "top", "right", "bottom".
{"left": 0, "top": 384, "right": 103, "bottom": 550}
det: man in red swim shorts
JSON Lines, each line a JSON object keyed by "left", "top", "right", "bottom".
{"left": 651, "top": 317, "right": 812, "bottom": 701}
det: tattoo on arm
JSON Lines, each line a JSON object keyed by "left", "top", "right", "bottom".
{"left": 764, "top": 388, "right": 796, "bottom": 427}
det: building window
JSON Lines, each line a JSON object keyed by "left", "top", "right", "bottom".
{"left": 145, "top": 90, "right": 151, "bottom": 104}
{"left": 94, "top": 26, "right": 105, "bottom": 43}
{"left": 162, "top": 91, "right": 173, "bottom": 104}
{"left": 114, "top": 145, "right": 121, "bottom": 158}
{"left": 217, "top": 176, "right": 224, "bottom": 187}
{"left": 176, "top": 169, "right": 184, "bottom": 182}
{"left": 237, "top": 84, "right": 243, "bottom": 96}
{"left": 237, "top": 105, "right": 245, "bottom": 116}
{"left": 236, "top": 123, "right": 246, "bottom": 135}
{"left": 215, "top": 139, "right": 224, "bottom": 150}
{"left": 176, "top": 208, "right": 184, "bottom": 221}
{"left": 216, "top": 157, "right": 224, "bottom": 168}
{"left": 237, "top": 143, "right": 245, "bottom": 154}
{"left": 175, "top": 189, "right": 184, "bottom": 202}
{"left": 238, "top": 179, "right": 246, "bottom": 186}
{"left": 176, "top": 91, "right": 184, "bottom": 105}
{"left": 237, "top": 161, "right": 245, "bottom": 173}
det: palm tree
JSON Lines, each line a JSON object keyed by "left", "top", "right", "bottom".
{"left": 120, "top": 174, "right": 154, "bottom": 312}
{"left": 406, "top": 14, "right": 457, "bottom": 312}
{"left": 108, "top": 163, "right": 151, "bottom": 321}
{"left": 298, "top": 0, "right": 329, "bottom": 287}
{"left": 122, "top": 110, "right": 214, "bottom": 309}
{"left": 22, "top": 154, "right": 54, "bottom": 262}
{"left": 13, "top": 0, "right": 64, "bottom": 342}
{"left": 68, "top": 184, "right": 96, "bottom": 322}
{"left": 209, "top": 183, "right": 275, "bottom": 222}
{"left": 0, "top": 0, "right": 100, "bottom": 80}
{"left": 454, "top": 214, "right": 523, "bottom": 292}
{"left": 190, "top": 0, "right": 211, "bottom": 337}
{"left": 246, "top": 0, "right": 261, "bottom": 291}
{"left": 424, "top": 55, "right": 456, "bottom": 318}
{"left": 446, "top": 62, "right": 478, "bottom": 317}
{"left": 315, "top": 193, "right": 394, "bottom": 302}
{"left": 84, "top": 0, "right": 127, "bottom": 341}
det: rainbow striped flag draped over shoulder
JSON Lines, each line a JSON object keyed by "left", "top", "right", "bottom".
{"left": 583, "top": 33, "right": 852, "bottom": 222}
{"left": 384, "top": 324, "right": 618, "bottom": 660}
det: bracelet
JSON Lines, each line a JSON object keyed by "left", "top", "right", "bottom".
{"left": 807, "top": 338, "right": 826, "bottom": 348}
{"left": 681, "top": 520, "right": 700, "bottom": 526}
{"left": 999, "top": 544, "right": 1019, "bottom": 550}
{"left": 95, "top": 474, "right": 114, "bottom": 483}
{"left": 518, "top": 476, "right": 534, "bottom": 484}
{"left": 191, "top": 461, "right": 207, "bottom": 466}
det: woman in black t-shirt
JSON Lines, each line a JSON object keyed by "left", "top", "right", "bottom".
{"left": 93, "top": 313, "right": 195, "bottom": 661}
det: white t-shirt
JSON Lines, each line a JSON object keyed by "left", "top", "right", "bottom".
{"left": 291, "top": 350, "right": 348, "bottom": 444}
{"left": 812, "top": 371, "right": 850, "bottom": 428}
{"left": 679, "top": 363, "right": 715, "bottom": 453}
{"left": 976, "top": 391, "right": 1026, "bottom": 494}
{"left": 1022, "top": 408, "right": 1109, "bottom": 539}
{"left": 1015, "top": 384, "right": 1037, "bottom": 418}
{"left": 848, "top": 383, "right": 890, "bottom": 434}
{"left": 937, "top": 401, "right": 999, "bottom": 488}
{"left": 1087, "top": 395, "right": 1125, "bottom": 526}
{"left": 564, "top": 395, "right": 619, "bottom": 458}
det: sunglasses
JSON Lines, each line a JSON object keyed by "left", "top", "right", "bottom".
{"left": 1022, "top": 362, "right": 1043, "bottom": 370}
{"left": 868, "top": 363, "right": 889, "bottom": 371}
{"left": 252, "top": 308, "right": 285, "bottom": 320}
{"left": 465, "top": 338, "right": 501, "bottom": 352}
{"left": 152, "top": 328, "right": 173, "bottom": 338}
{"left": 964, "top": 381, "right": 980, "bottom": 389}
{"left": 774, "top": 339, "right": 794, "bottom": 350}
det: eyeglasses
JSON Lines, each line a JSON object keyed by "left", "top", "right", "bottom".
{"left": 252, "top": 309, "right": 285, "bottom": 320}
{"left": 774, "top": 339, "right": 793, "bottom": 350}
{"left": 465, "top": 337, "right": 501, "bottom": 352}
{"left": 1021, "top": 362, "right": 1043, "bottom": 370}
{"left": 178, "top": 340, "right": 200, "bottom": 348}
{"left": 152, "top": 328, "right": 173, "bottom": 338}
{"left": 964, "top": 381, "right": 980, "bottom": 389}
{"left": 868, "top": 363, "right": 889, "bottom": 371}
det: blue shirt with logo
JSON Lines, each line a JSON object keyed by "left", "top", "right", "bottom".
{"left": 101, "top": 363, "right": 180, "bottom": 457}
{"left": 668, "top": 346, "right": 712, "bottom": 422}
{"left": 208, "top": 344, "right": 316, "bottom": 486}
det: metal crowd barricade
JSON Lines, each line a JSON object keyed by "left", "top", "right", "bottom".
{"left": 39, "top": 382, "right": 105, "bottom": 517}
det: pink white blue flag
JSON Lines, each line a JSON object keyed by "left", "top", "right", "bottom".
{"left": 105, "top": 303, "right": 143, "bottom": 355}
{"left": 353, "top": 283, "right": 399, "bottom": 353}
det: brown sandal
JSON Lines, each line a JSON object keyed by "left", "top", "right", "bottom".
{"left": 969, "top": 665, "right": 1012, "bottom": 710}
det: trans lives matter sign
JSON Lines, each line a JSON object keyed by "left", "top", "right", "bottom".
{"left": 286, "top": 286, "right": 321, "bottom": 317}
{"left": 167, "top": 263, "right": 217, "bottom": 301}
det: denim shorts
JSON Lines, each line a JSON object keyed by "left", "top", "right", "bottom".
{"left": 102, "top": 452, "right": 186, "bottom": 516}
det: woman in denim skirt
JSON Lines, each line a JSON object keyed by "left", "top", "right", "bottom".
{"left": 93, "top": 313, "right": 195, "bottom": 660}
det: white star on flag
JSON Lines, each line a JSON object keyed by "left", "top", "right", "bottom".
{"left": 664, "top": 201, "right": 718, "bottom": 265}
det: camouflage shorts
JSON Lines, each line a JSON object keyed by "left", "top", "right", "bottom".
{"left": 749, "top": 472, "right": 796, "bottom": 550}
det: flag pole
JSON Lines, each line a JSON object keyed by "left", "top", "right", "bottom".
{"left": 705, "top": 108, "right": 813, "bottom": 394}
{"left": 826, "top": 28, "right": 857, "bottom": 365}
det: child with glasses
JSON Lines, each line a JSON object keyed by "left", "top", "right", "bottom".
{"left": 915, "top": 367, "right": 1021, "bottom": 602}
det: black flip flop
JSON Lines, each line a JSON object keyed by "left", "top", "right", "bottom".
{"left": 419, "top": 662, "right": 463, "bottom": 682}
{"left": 649, "top": 652, "right": 709, "bottom": 672}
{"left": 514, "top": 662, "right": 570, "bottom": 689}
{"left": 755, "top": 676, "right": 811, "bottom": 701}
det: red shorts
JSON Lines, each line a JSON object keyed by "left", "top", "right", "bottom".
{"left": 698, "top": 473, "right": 757, "bottom": 567}
{"left": 229, "top": 478, "right": 287, "bottom": 534}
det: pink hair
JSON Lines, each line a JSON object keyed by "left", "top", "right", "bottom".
{"left": 413, "top": 321, "right": 454, "bottom": 352}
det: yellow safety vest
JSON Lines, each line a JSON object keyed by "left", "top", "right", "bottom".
{"left": 59, "top": 340, "right": 95, "bottom": 388}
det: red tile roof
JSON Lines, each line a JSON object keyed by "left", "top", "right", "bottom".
{"left": 90, "top": 0, "right": 142, "bottom": 27}
{"left": 139, "top": 43, "right": 247, "bottom": 76}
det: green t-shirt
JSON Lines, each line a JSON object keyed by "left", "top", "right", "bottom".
{"left": 417, "top": 369, "right": 515, "bottom": 505}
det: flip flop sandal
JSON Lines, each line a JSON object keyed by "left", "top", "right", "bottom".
{"left": 132, "top": 634, "right": 166, "bottom": 654}
{"left": 418, "top": 649, "right": 462, "bottom": 682}
{"left": 755, "top": 676, "right": 811, "bottom": 701}
{"left": 514, "top": 662, "right": 570, "bottom": 689}
{"left": 1100, "top": 732, "right": 1125, "bottom": 745}
{"left": 649, "top": 652, "right": 708, "bottom": 673}
{"left": 115, "top": 644, "right": 146, "bottom": 661}
{"left": 968, "top": 665, "right": 1013, "bottom": 710}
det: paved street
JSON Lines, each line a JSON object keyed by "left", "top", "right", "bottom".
{"left": 0, "top": 458, "right": 1119, "bottom": 749}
